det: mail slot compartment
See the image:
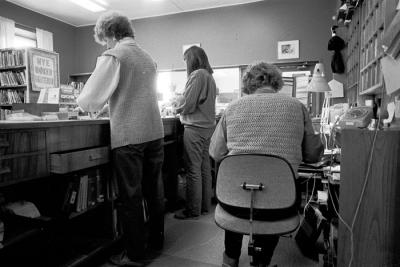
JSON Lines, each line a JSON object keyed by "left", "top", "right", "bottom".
{"left": 50, "top": 146, "right": 109, "bottom": 174}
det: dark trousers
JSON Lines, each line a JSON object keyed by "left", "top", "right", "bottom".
{"left": 112, "top": 138, "right": 164, "bottom": 260}
{"left": 225, "top": 230, "right": 279, "bottom": 265}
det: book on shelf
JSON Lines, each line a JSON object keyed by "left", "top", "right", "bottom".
{"left": 59, "top": 84, "right": 77, "bottom": 108}
{"left": 61, "top": 175, "right": 80, "bottom": 215}
{"left": 0, "top": 71, "right": 26, "bottom": 86}
{"left": 96, "top": 169, "right": 105, "bottom": 203}
{"left": 87, "top": 175, "right": 97, "bottom": 208}
{"left": 76, "top": 175, "right": 88, "bottom": 212}
{"left": 62, "top": 170, "right": 107, "bottom": 217}
{"left": 69, "top": 81, "right": 85, "bottom": 96}
{"left": 0, "top": 50, "right": 25, "bottom": 68}
{"left": 0, "top": 108, "right": 12, "bottom": 120}
{"left": 0, "top": 90, "right": 23, "bottom": 104}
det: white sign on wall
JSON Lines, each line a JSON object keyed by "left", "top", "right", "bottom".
{"left": 28, "top": 48, "right": 59, "bottom": 92}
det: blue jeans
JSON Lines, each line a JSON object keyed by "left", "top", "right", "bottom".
{"left": 112, "top": 138, "right": 164, "bottom": 260}
{"left": 183, "top": 126, "right": 214, "bottom": 216}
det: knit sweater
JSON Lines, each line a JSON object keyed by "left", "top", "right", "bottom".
{"left": 176, "top": 69, "right": 216, "bottom": 128}
{"left": 103, "top": 41, "right": 164, "bottom": 148}
{"left": 210, "top": 93, "right": 322, "bottom": 171}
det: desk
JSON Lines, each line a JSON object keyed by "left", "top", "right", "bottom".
{"left": 297, "top": 163, "right": 340, "bottom": 266}
{"left": 338, "top": 129, "right": 400, "bottom": 267}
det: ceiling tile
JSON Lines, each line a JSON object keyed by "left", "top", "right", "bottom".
{"left": 6, "top": 0, "right": 264, "bottom": 27}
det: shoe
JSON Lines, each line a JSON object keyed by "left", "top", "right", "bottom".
{"left": 222, "top": 252, "right": 238, "bottom": 267}
{"left": 250, "top": 262, "right": 276, "bottom": 267}
{"left": 201, "top": 209, "right": 209, "bottom": 215}
{"left": 174, "top": 209, "right": 199, "bottom": 220}
{"left": 109, "top": 250, "right": 144, "bottom": 266}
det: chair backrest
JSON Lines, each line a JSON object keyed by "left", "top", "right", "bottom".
{"left": 216, "top": 154, "right": 297, "bottom": 218}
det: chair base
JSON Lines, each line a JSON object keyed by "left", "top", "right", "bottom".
{"left": 214, "top": 204, "right": 300, "bottom": 236}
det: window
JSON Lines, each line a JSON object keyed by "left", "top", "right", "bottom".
{"left": 14, "top": 26, "right": 37, "bottom": 48}
{"left": 157, "top": 70, "right": 187, "bottom": 103}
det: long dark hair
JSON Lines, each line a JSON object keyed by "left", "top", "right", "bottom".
{"left": 184, "top": 46, "right": 213, "bottom": 76}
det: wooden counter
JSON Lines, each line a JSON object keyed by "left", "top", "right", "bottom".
{"left": 0, "top": 117, "right": 182, "bottom": 265}
{"left": 0, "top": 118, "right": 181, "bottom": 187}
{"left": 0, "top": 119, "right": 109, "bottom": 129}
{"left": 338, "top": 128, "right": 400, "bottom": 266}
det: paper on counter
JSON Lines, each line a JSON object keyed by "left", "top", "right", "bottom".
{"left": 317, "top": 190, "right": 328, "bottom": 202}
{"left": 381, "top": 55, "right": 400, "bottom": 95}
{"left": 327, "top": 79, "right": 344, "bottom": 98}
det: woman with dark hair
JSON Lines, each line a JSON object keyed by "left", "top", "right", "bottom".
{"left": 174, "top": 46, "right": 217, "bottom": 219}
{"left": 209, "top": 62, "right": 323, "bottom": 267}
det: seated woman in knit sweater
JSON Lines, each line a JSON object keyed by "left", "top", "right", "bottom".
{"left": 209, "top": 61, "right": 323, "bottom": 267}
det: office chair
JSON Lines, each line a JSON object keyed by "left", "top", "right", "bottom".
{"left": 214, "top": 154, "right": 300, "bottom": 266}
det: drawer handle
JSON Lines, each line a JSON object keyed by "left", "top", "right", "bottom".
{"left": 89, "top": 154, "right": 104, "bottom": 161}
{"left": 0, "top": 167, "right": 11, "bottom": 175}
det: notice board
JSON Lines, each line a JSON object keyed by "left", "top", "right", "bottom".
{"left": 28, "top": 48, "right": 60, "bottom": 92}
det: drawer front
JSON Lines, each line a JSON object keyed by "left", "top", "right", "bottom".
{"left": 0, "top": 154, "right": 48, "bottom": 186}
{"left": 0, "top": 130, "right": 48, "bottom": 186}
{"left": 0, "top": 131, "right": 46, "bottom": 155}
{"left": 50, "top": 146, "right": 110, "bottom": 174}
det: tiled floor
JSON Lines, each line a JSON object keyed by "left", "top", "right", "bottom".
{"left": 101, "top": 206, "right": 320, "bottom": 267}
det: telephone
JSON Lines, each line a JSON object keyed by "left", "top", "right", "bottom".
{"left": 338, "top": 106, "right": 373, "bottom": 128}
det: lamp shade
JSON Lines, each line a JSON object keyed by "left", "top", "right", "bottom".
{"left": 307, "top": 63, "right": 331, "bottom": 92}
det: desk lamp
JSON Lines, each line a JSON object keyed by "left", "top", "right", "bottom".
{"left": 307, "top": 63, "right": 331, "bottom": 146}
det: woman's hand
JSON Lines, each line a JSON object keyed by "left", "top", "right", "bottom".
{"left": 95, "top": 104, "right": 109, "bottom": 118}
{"left": 74, "top": 106, "right": 85, "bottom": 114}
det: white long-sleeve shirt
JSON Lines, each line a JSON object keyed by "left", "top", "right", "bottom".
{"left": 77, "top": 53, "right": 120, "bottom": 112}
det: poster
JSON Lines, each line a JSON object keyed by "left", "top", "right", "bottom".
{"left": 37, "top": 88, "right": 60, "bottom": 104}
{"left": 28, "top": 48, "right": 59, "bottom": 92}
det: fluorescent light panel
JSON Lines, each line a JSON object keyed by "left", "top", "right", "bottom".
{"left": 69, "top": 0, "right": 106, "bottom": 12}
{"left": 92, "top": 0, "right": 109, "bottom": 6}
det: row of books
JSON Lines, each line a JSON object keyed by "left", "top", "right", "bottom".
{"left": 69, "top": 81, "right": 85, "bottom": 94}
{"left": 0, "top": 71, "right": 26, "bottom": 86}
{"left": 0, "top": 90, "right": 23, "bottom": 104}
{"left": 62, "top": 170, "right": 106, "bottom": 216}
{"left": 0, "top": 50, "right": 25, "bottom": 68}
{"left": 0, "top": 108, "right": 12, "bottom": 120}
{"left": 59, "top": 84, "right": 77, "bottom": 107}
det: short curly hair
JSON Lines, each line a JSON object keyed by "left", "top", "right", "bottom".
{"left": 93, "top": 11, "right": 135, "bottom": 45}
{"left": 241, "top": 62, "right": 283, "bottom": 94}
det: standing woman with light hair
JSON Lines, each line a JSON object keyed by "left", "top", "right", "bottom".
{"left": 174, "top": 46, "right": 217, "bottom": 219}
{"left": 77, "top": 11, "right": 165, "bottom": 266}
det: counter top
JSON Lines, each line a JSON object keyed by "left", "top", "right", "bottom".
{"left": 0, "top": 119, "right": 110, "bottom": 129}
{"left": 0, "top": 117, "right": 179, "bottom": 130}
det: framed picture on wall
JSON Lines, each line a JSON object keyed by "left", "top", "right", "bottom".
{"left": 277, "top": 40, "right": 299, "bottom": 60}
{"left": 28, "top": 48, "right": 60, "bottom": 92}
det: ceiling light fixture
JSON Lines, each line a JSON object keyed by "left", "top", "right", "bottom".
{"left": 69, "top": 0, "right": 106, "bottom": 12}
{"left": 92, "top": 0, "right": 109, "bottom": 6}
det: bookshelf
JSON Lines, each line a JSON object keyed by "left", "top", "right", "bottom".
{"left": 345, "top": 4, "right": 361, "bottom": 104}
{"left": 0, "top": 120, "right": 119, "bottom": 266}
{"left": 0, "top": 49, "right": 28, "bottom": 109}
{"left": 357, "top": 0, "right": 397, "bottom": 96}
{"left": 69, "top": 72, "right": 92, "bottom": 95}
{"left": 0, "top": 48, "right": 61, "bottom": 120}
